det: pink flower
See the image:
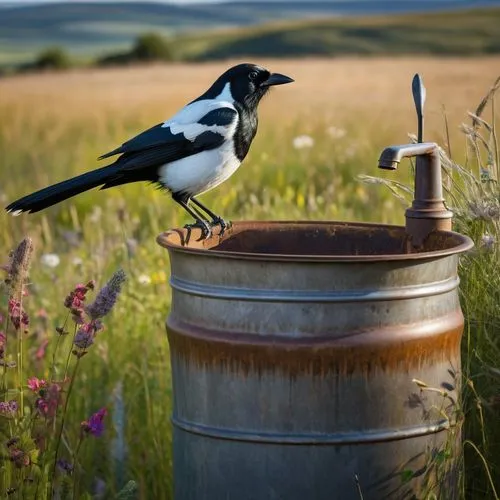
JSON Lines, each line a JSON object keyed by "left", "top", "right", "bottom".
{"left": 8, "top": 299, "right": 29, "bottom": 331}
{"left": 35, "top": 339, "right": 49, "bottom": 360}
{"left": 0, "top": 331, "right": 5, "bottom": 359}
{"left": 35, "top": 383, "right": 61, "bottom": 418}
{"left": 81, "top": 408, "right": 107, "bottom": 437}
{"left": 27, "top": 377, "right": 46, "bottom": 392}
{"left": 64, "top": 281, "right": 95, "bottom": 324}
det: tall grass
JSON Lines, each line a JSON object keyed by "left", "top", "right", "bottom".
{"left": 0, "top": 57, "right": 499, "bottom": 498}
{"left": 362, "top": 76, "right": 500, "bottom": 498}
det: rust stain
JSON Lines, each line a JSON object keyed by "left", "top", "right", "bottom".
{"left": 166, "top": 312, "right": 463, "bottom": 377}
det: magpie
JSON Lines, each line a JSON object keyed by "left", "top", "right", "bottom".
{"left": 6, "top": 63, "right": 293, "bottom": 238}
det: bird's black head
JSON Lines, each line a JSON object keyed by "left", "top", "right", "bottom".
{"left": 201, "top": 63, "right": 294, "bottom": 109}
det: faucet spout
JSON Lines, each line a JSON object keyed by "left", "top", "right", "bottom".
{"left": 378, "top": 143, "right": 438, "bottom": 170}
{"left": 377, "top": 142, "right": 453, "bottom": 247}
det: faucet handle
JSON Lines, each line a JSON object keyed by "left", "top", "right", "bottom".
{"left": 412, "top": 74, "right": 426, "bottom": 143}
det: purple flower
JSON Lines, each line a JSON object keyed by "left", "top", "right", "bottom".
{"left": 0, "top": 400, "right": 18, "bottom": 415}
{"left": 81, "top": 407, "right": 107, "bottom": 437}
{"left": 4, "top": 237, "right": 33, "bottom": 296}
{"left": 56, "top": 459, "right": 74, "bottom": 475}
{"left": 86, "top": 270, "right": 126, "bottom": 320}
{"left": 8, "top": 445, "right": 31, "bottom": 468}
{"left": 74, "top": 324, "right": 95, "bottom": 350}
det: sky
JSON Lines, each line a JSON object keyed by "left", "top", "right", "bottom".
{"left": 0, "top": 0, "right": 231, "bottom": 4}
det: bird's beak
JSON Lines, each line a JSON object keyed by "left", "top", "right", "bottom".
{"left": 262, "top": 73, "right": 294, "bottom": 87}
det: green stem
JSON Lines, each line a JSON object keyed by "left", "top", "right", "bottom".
{"left": 72, "top": 436, "right": 84, "bottom": 500}
{"left": 63, "top": 324, "right": 78, "bottom": 383}
{"left": 1, "top": 314, "right": 11, "bottom": 395}
{"left": 18, "top": 292, "right": 24, "bottom": 419}
{"left": 51, "top": 312, "right": 70, "bottom": 382}
{"left": 49, "top": 356, "right": 81, "bottom": 493}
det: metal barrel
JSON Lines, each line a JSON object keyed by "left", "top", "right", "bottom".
{"left": 157, "top": 221, "right": 473, "bottom": 500}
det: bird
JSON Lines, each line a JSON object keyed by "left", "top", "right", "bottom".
{"left": 6, "top": 63, "right": 294, "bottom": 238}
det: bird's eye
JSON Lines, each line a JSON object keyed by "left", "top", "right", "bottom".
{"left": 249, "top": 71, "right": 258, "bottom": 81}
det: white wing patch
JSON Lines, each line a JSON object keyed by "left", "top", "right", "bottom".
{"left": 161, "top": 82, "right": 235, "bottom": 128}
{"left": 163, "top": 99, "right": 238, "bottom": 142}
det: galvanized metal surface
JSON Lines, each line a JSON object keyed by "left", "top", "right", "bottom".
{"left": 158, "top": 221, "right": 473, "bottom": 500}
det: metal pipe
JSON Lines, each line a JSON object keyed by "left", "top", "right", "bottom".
{"left": 378, "top": 142, "right": 453, "bottom": 247}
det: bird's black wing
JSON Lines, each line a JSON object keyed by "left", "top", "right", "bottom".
{"left": 97, "top": 106, "right": 238, "bottom": 188}
{"left": 99, "top": 106, "right": 238, "bottom": 161}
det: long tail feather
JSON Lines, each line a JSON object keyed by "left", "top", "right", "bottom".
{"left": 6, "top": 165, "right": 120, "bottom": 214}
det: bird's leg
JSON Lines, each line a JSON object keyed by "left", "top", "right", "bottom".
{"left": 172, "top": 193, "right": 212, "bottom": 241}
{"left": 190, "top": 196, "right": 230, "bottom": 235}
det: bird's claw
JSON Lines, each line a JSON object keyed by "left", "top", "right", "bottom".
{"left": 211, "top": 216, "right": 230, "bottom": 236}
{"left": 184, "top": 220, "right": 212, "bottom": 242}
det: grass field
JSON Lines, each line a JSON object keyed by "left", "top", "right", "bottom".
{"left": 0, "top": 57, "right": 499, "bottom": 498}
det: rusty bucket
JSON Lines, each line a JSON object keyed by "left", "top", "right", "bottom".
{"left": 157, "top": 220, "right": 473, "bottom": 500}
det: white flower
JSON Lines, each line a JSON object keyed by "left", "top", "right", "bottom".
{"left": 40, "top": 253, "right": 60, "bottom": 268}
{"left": 481, "top": 233, "right": 496, "bottom": 249}
{"left": 137, "top": 274, "right": 151, "bottom": 285}
{"left": 72, "top": 257, "right": 83, "bottom": 266}
{"left": 293, "top": 135, "right": 314, "bottom": 149}
{"left": 89, "top": 206, "right": 102, "bottom": 223}
{"left": 326, "top": 126, "right": 346, "bottom": 139}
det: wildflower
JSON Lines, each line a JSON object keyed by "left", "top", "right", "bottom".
{"left": 8, "top": 299, "right": 29, "bottom": 331}
{"left": 74, "top": 324, "right": 95, "bottom": 350}
{"left": 126, "top": 238, "right": 138, "bottom": 257}
{"left": 4, "top": 237, "right": 33, "bottom": 296}
{"left": 480, "top": 167, "right": 492, "bottom": 182}
{"left": 480, "top": 233, "right": 496, "bottom": 250}
{"left": 293, "top": 135, "right": 314, "bottom": 149}
{"left": 81, "top": 408, "right": 107, "bottom": 437}
{"left": 0, "top": 400, "right": 18, "bottom": 415}
{"left": 0, "top": 331, "right": 5, "bottom": 359}
{"left": 40, "top": 253, "right": 60, "bottom": 268}
{"left": 35, "top": 383, "right": 61, "bottom": 418}
{"left": 35, "top": 339, "right": 49, "bottom": 360}
{"left": 35, "top": 398, "right": 49, "bottom": 415}
{"left": 56, "top": 459, "right": 74, "bottom": 475}
{"left": 72, "top": 256, "right": 83, "bottom": 267}
{"left": 27, "top": 376, "right": 46, "bottom": 392}
{"left": 137, "top": 274, "right": 151, "bottom": 285}
{"left": 468, "top": 199, "right": 500, "bottom": 221}
{"left": 89, "top": 206, "right": 102, "bottom": 223}
{"left": 86, "top": 270, "right": 126, "bottom": 320}
{"left": 9, "top": 447, "right": 30, "bottom": 468}
{"left": 73, "top": 320, "right": 103, "bottom": 356}
{"left": 326, "top": 126, "right": 346, "bottom": 139}
{"left": 64, "top": 281, "right": 94, "bottom": 324}
{"left": 6, "top": 437, "right": 19, "bottom": 448}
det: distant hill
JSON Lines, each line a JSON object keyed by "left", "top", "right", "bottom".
{"left": 189, "top": 7, "right": 500, "bottom": 60}
{"left": 1, "top": 0, "right": 500, "bottom": 63}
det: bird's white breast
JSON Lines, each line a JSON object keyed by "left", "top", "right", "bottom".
{"left": 159, "top": 143, "right": 241, "bottom": 196}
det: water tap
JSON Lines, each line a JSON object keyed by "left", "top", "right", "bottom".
{"left": 377, "top": 74, "right": 453, "bottom": 248}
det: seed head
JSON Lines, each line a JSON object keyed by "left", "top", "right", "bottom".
{"left": 86, "top": 270, "right": 126, "bottom": 320}
{"left": 4, "top": 238, "right": 33, "bottom": 297}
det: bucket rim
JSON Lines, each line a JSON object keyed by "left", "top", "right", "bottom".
{"left": 156, "top": 220, "right": 474, "bottom": 262}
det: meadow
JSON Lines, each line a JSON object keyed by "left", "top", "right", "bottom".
{"left": 0, "top": 57, "right": 499, "bottom": 498}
